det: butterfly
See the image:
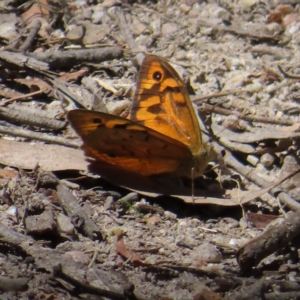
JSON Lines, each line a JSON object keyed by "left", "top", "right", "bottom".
{"left": 67, "top": 54, "right": 210, "bottom": 179}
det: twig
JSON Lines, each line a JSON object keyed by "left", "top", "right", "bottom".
{"left": 113, "top": 7, "right": 145, "bottom": 65}
{"left": 229, "top": 278, "right": 265, "bottom": 299}
{"left": 0, "top": 223, "right": 62, "bottom": 272}
{"left": 192, "top": 89, "right": 246, "bottom": 103}
{"left": 27, "top": 46, "right": 123, "bottom": 68}
{"left": 214, "top": 142, "right": 300, "bottom": 210}
{"left": 88, "top": 250, "right": 98, "bottom": 268}
{"left": 200, "top": 102, "right": 296, "bottom": 126}
{"left": 212, "top": 122, "right": 300, "bottom": 144}
{"left": 113, "top": 8, "right": 139, "bottom": 53}
{"left": 218, "top": 138, "right": 256, "bottom": 154}
{"left": 54, "top": 265, "right": 137, "bottom": 300}
{"left": 237, "top": 210, "right": 300, "bottom": 271}
{"left": 0, "top": 221, "right": 141, "bottom": 299}
{"left": 211, "top": 24, "right": 281, "bottom": 42}
{"left": 56, "top": 183, "right": 103, "bottom": 240}
{"left": 0, "top": 124, "right": 79, "bottom": 148}
{"left": 278, "top": 65, "right": 300, "bottom": 79}
{"left": 0, "top": 51, "right": 50, "bottom": 71}
{"left": 0, "top": 89, "right": 47, "bottom": 106}
{"left": 19, "top": 19, "right": 41, "bottom": 52}
{"left": 250, "top": 45, "right": 290, "bottom": 60}
{"left": 0, "top": 105, "right": 66, "bottom": 130}
{"left": 277, "top": 193, "right": 300, "bottom": 212}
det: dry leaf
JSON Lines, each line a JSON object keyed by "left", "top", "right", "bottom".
{"left": 0, "top": 139, "right": 87, "bottom": 172}
{"left": 246, "top": 212, "right": 280, "bottom": 228}
{"left": 0, "top": 139, "right": 296, "bottom": 207}
{"left": 114, "top": 237, "right": 143, "bottom": 264}
{"left": 0, "top": 169, "right": 18, "bottom": 185}
{"left": 14, "top": 78, "right": 52, "bottom": 94}
{"left": 194, "top": 289, "right": 223, "bottom": 300}
{"left": 21, "top": 0, "right": 50, "bottom": 24}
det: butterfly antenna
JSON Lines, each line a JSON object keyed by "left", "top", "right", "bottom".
{"left": 191, "top": 167, "right": 195, "bottom": 204}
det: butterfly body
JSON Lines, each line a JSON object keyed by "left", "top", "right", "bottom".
{"left": 67, "top": 55, "right": 210, "bottom": 179}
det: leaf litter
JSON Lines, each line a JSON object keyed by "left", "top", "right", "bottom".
{"left": 1, "top": 0, "right": 300, "bottom": 299}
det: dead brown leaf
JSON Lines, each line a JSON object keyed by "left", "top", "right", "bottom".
{"left": 14, "top": 78, "right": 52, "bottom": 94}
{"left": 0, "top": 169, "right": 18, "bottom": 185}
{"left": 0, "top": 139, "right": 87, "bottom": 172}
{"left": 21, "top": 0, "right": 50, "bottom": 24}
{"left": 194, "top": 289, "right": 223, "bottom": 300}
{"left": 114, "top": 237, "right": 143, "bottom": 264}
{"left": 246, "top": 212, "right": 280, "bottom": 228}
{"left": 59, "top": 69, "right": 89, "bottom": 82}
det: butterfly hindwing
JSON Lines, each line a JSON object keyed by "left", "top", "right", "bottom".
{"left": 67, "top": 109, "right": 192, "bottom": 176}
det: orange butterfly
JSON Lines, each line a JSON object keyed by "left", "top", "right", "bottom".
{"left": 67, "top": 54, "right": 210, "bottom": 179}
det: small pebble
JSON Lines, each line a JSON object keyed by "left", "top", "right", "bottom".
{"left": 62, "top": 251, "right": 90, "bottom": 265}
{"left": 66, "top": 25, "right": 85, "bottom": 43}
{"left": 288, "top": 188, "right": 300, "bottom": 201}
{"left": 179, "top": 4, "right": 191, "bottom": 13}
{"left": 0, "top": 23, "right": 19, "bottom": 41}
{"left": 247, "top": 155, "right": 259, "bottom": 166}
{"left": 161, "top": 23, "right": 179, "bottom": 37}
{"left": 240, "top": 0, "right": 258, "bottom": 8}
{"left": 190, "top": 242, "right": 222, "bottom": 263}
{"left": 164, "top": 211, "right": 177, "bottom": 220}
{"left": 25, "top": 209, "right": 56, "bottom": 234}
{"left": 6, "top": 205, "right": 18, "bottom": 218}
{"left": 57, "top": 213, "right": 74, "bottom": 235}
{"left": 260, "top": 153, "right": 276, "bottom": 168}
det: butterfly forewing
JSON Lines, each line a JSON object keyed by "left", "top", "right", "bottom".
{"left": 130, "top": 55, "right": 203, "bottom": 154}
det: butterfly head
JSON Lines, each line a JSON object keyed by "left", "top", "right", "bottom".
{"left": 191, "top": 144, "right": 211, "bottom": 177}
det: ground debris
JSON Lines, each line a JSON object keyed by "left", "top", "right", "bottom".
{"left": 1, "top": 0, "right": 300, "bottom": 299}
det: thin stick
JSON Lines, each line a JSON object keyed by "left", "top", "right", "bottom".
{"left": 200, "top": 102, "right": 296, "bottom": 126}
{"left": 0, "top": 124, "right": 79, "bottom": 148}
{"left": 0, "top": 89, "right": 47, "bottom": 106}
